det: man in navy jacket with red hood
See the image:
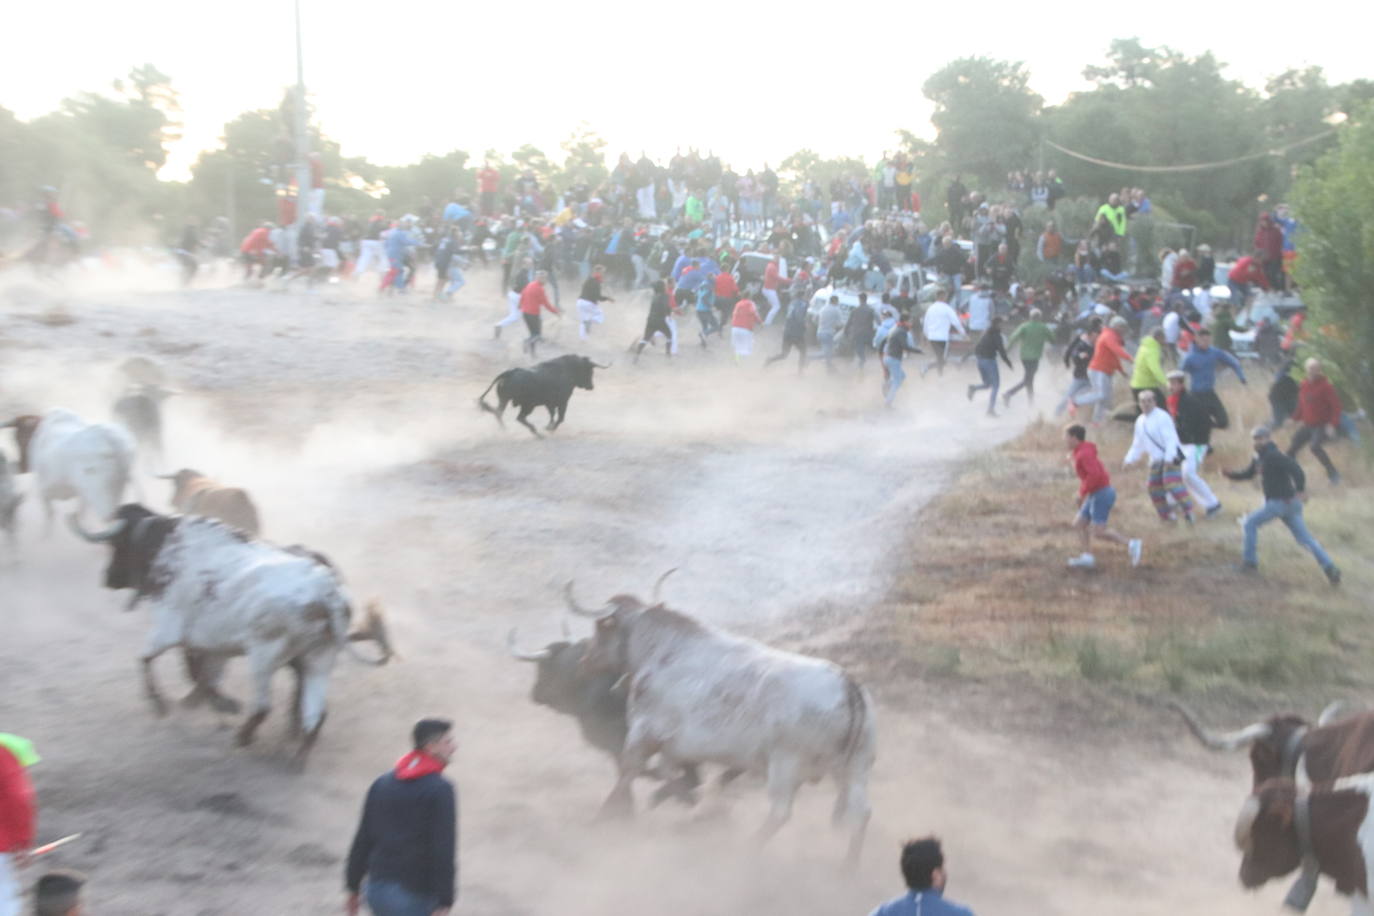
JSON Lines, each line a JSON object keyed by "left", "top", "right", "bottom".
{"left": 346, "top": 719, "right": 458, "bottom": 916}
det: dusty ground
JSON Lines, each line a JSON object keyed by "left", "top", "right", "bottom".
{"left": 0, "top": 263, "right": 1349, "bottom": 914}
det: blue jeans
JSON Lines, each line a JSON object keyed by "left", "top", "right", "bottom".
{"left": 972, "top": 357, "right": 1000, "bottom": 411}
{"left": 883, "top": 357, "right": 906, "bottom": 404}
{"left": 1242, "top": 498, "right": 1333, "bottom": 570}
{"left": 1078, "top": 485, "right": 1117, "bottom": 526}
{"left": 366, "top": 879, "right": 438, "bottom": 916}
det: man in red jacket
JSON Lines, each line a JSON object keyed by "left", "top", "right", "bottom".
{"left": 518, "top": 270, "right": 560, "bottom": 358}
{"left": 0, "top": 733, "right": 38, "bottom": 916}
{"left": 1287, "top": 357, "right": 1343, "bottom": 484}
{"left": 1253, "top": 211, "right": 1285, "bottom": 290}
{"left": 1065, "top": 425, "right": 1142, "bottom": 569}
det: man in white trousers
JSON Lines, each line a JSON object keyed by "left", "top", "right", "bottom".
{"left": 1165, "top": 371, "right": 1223, "bottom": 516}
{"left": 494, "top": 256, "right": 533, "bottom": 339}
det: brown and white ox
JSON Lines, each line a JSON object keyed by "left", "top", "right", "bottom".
{"left": 158, "top": 468, "right": 261, "bottom": 537}
{"left": 69, "top": 504, "right": 392, "bottom": 764}
{"left": 1235, "top": 775, "right": 1374, "bottom": 915}
{"left": 564, "top": 577, "right": 875, "bottom": 863}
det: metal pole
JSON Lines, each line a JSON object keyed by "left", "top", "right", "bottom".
{"left": 293, "top": 0, "right": 311, "bottom": 244}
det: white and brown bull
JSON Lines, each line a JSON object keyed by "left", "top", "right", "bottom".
{"left": 69, "top": 503, "right": 392, "bottom": 763}
{"left": 158, "top": 468, "right": 261, "bottom": 537}
{"left": 1234, "top": 775, "right": 1374, "bottom": 915}
{"left": 3, "top": 408, "right": 135, "bottom": 530}
{"left": 564, "top": 575, "right": 875, "bottom": 862}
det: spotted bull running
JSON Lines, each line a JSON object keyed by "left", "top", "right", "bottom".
{"left": 68, "top": 504, "right": 393, "bottom": 764}
{"left": 563, "top": 574, "right": 876, "bottom": 863}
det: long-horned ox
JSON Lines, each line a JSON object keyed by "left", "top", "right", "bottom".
{"left": 563, "top": 573, "right": 875, "bottom": 862}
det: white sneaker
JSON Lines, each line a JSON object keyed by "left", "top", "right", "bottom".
{"left": 1067, "top": 553, "right": 1096, "bottom": 569}
{"left": 1128, "top": 539, "right": 1143, "bottom": 567}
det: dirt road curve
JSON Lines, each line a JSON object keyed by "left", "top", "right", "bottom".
{"left": 0, "top": 273, "right": 1335, "bottom": 914}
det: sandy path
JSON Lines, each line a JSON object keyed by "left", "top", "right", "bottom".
{"left": 0, "top": 270, "right": 1336, "bottom": 914}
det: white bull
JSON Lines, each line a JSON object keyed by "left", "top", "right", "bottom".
{"left": 2, "top": 408, "right": 136, "bottom": 529}
{"left": 69, "top": 503, "right": 392, "bottom": 764}
{"left": 566, "top": 575, "right": 876, "bottom": 862}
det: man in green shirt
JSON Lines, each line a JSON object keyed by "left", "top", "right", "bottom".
{"left": 1095, "top": 193, "right": 1127, "bottom": 239}
{"left": 1211, "top": 303, "right": 1237, "bottom": 353}
{"left": 1003, "top": 308, "right": 1056, "bottom": 406}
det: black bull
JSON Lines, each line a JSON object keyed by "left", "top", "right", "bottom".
{"left": 478, "top": 354, "right": 609, "bottom": 437}
{"left": 507, "top": 631, "right": 740, "bottom": 806}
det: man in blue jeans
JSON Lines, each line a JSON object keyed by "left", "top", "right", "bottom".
{"left": 346, "top": 719, "right": 458, "bottom": 916}
{"left": 865, "top": 836, "right": 975, "bottom": 916}
{"left": 1224, "top": 425, "right": 1340, "bottom": 586}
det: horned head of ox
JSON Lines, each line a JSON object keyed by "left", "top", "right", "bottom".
{"left": 1169, "top": 701, "right": 1322, "bottom": 787}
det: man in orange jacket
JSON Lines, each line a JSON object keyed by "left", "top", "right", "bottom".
{"left": 1086, "top": 316, "right": 1133, "bottom": 424}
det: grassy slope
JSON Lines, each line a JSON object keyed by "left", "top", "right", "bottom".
{"left": 835, "top": 382, "right": 1372, "bottom": 714}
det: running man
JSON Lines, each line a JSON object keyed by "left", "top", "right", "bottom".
{"left": 1002, "top": 308, "right": 1054, "bottom": 407}
{"left": 518, "top": 270, "right": 560, "bottom": 357}
{"left": 919, "top": 287, "right": 964, "bottom": 378}
{"left": 575, "top": 264, "right": 613, "bottom": 340}
{"left": 1056, "top": 319, "right": 1101, "bottom": 417}
{"left": 967, "top": 316, "right": 1014, "bottom": 417}
{"left": 1065, "top": 424, "right": 1142, "bottom": 569}
{"left": 730, "top": 296, "right": 762, "bottom": 364}
{"left": 1123, "top": 389, "right": 1195, "bottom": 523}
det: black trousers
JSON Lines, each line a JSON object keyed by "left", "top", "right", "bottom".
{"left": 1004, "top": 357, "right": 1040, "bottom": 401}
{"left": 1289, "top": 424, "right": 1339, "bottom": 480}
{"left": 1195, "top": 389, "right": 1230, "bottom": 430}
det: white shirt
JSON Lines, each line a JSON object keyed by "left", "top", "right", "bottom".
{"left": 1162, "top": 311, "right": 1181, "bottom": 344}
{"left": 1124, "top": 407, "right": 1184, "bottom": 466}
{"left": 967, "top": 292, "right": 993, "bottom": 332}
{"left": 922, "top": 300, "right": 965, "bottom": 343}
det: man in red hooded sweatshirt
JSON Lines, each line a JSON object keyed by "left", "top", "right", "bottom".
{"left": 0, "top": 733, "right": 39, "bottom": 916}
{"left": 1065, "top": 424, "right": 1142, "bottom": 570}
{"left": 346, "top": 719, "right": 457, "bottom": 916}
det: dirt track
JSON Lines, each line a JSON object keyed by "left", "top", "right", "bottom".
{"left": 0, "top": 267, "right": 1341, "bottom": 914}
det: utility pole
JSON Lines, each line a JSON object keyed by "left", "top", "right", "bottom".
{"left": 293, "top": 0, "right": 311, "bottom": 240}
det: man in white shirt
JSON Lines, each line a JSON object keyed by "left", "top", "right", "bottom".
{"left": 920, "top": 290, "right": 966, "bottom": 377}
{"left": 1161, "top": 306, "right": 1182, "bottom": 361}
{"left": 1122, "top": 389, "right": 1196, "bottom": 523}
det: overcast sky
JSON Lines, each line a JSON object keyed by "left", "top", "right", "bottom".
{"left": 4, "top": 1, "right": 1364, "bottom": 180}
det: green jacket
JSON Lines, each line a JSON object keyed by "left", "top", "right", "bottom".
{"left": 1096, "top": 203, "right": 1127, "bottom": 236}
{"left": 1212, "top": 312, "right": 1236, "bottom": 352}
{"left": 1007, "top": 320, "right": 1054, "bottom": 360}
{"left": 1130, "top": 336, "right": 1167, "bottom": 390}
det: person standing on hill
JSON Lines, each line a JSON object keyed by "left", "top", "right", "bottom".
{"left": 1064, "top": 424, "right": 1143, "bottom": 569}
{"left": 346, "top": 719, "right": 458, "bottom": 916}
{"left": 1287, "top": 357, "right": 1343, "bottom": 485}
{"left": 1224, "top": 426, "right": 1340, "bottom": 585}
{"left": 1002, "top": 309, "right": 1054, "bottom": 407}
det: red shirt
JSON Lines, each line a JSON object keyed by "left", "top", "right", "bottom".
{"left": 1072, "top": 441, "right": 1111, "bottom": 500}
{"left": 239, "top": 227, "right": 272, "bottom": 255}
{"left": 478, "top": 168, "right": 500, "bottom": 194}
{"left": 518, "top": 280, "right": 558, "bottom": 316}
{"left": 762, "top": 261, "right": 780, "bottom": 290}
{"left": 1228, "top": 256, "right": 1268, "bottom": 289}
{"left": 731, "top": 299, "right": 761, "bottom": 330}
{"left": 0, "top": 746, "right": 35, "bottom": 853}
{"left": 713, "top": 272, "right": 739, "bottom": 299}
{"left": 1294, "top": 376, "right": 1342, "bottom": 427}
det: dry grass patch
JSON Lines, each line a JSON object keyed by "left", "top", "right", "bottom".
{"left": 845, "top": 385, "right": 1374, "bottom": 701}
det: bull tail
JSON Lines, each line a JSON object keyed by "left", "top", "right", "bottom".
{"left": 322, "top": 594, "right": 391, "bottom": 666}
{"left": 477, "top": 371, "right": 515, "bottom": 416}
{"left": 838, "top": 674, "right": 869, "bottom": 767}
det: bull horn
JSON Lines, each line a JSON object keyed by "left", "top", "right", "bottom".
{"left": 506, "top": 628, "right": 552, "bottom": 661}
{"left": 1318, "top": 700, "right": 1352, "bottom": 726}
{"left": 651, "top": 568, "right": 678, "bottom": 603}
{"left": 1234, "top": 795, "right": 1261, "bottom": 851}
{"left": 1168, "top": 700, "right": 1273, "bottom": 751}
{"left": 0, "top": 420, "right": 16, "bottom": 429}
{"left": 66, "top": 514, "right": 129, "bottom": 544}
{"left": 563, "top": 580, "right": 611, "bottom": 619}
{"left": 591, "top": 360, "right": 613, "bottom": 369}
